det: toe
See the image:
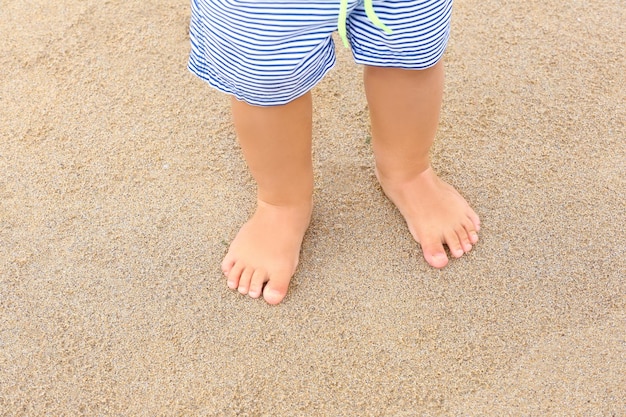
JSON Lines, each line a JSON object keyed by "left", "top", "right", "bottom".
{"left": 468, "top": 229, "right": 479, "bottom": 245}
{"left": 468, "top": 210, "right": 481, "bottom": 233}
{"left": 226, "top": 261, "right": 245, "bottom": 290}
{"left": 237, "top": 267, "right": 254, "bottom": 295}
{"left": 248, "top": 269, "right": 268, "bottom": 299}
{"left": 221, "top": 253, "right": 236, "bottom": 276}
{"left": 465, "top": 223, "right": 479, "bottom": 246}
{"left": 444, "top": 229, "right": 465, "bottom": 259}
{"left": 458, "top": 232, "right": 473, "bottom": 253}
{"left": 420, "top": 237, "right": 449, "bottom": 268}
{"left": 462, "top": 213, "right": 479, "bottom": 245}
{"left": 263, "top": 273, "right": 290, "bottom": 305}
{"left": 456, "top": 223, "right": 474, "bottom": 253}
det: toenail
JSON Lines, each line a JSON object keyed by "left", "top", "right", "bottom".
{"left": 227, "top": 281, "right": 236, "bottom": 289}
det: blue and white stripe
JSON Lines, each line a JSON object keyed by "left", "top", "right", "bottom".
{"left": 188, "top": 0, "right": 453, "bottom": 105}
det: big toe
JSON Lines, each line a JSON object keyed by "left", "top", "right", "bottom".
{"left": 421, "top": 239, "right": 449, "bottom": 269}
{"left": 262, "top": 274, "right": 290, "bottom": 305}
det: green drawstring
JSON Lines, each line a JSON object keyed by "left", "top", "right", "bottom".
{"left": 338, "top": 0, "right": 392, "bottom": 48}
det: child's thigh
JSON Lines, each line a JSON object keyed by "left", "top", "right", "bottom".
{"left": 347, "top": 0, "right": 453, "bottom": 69}
{"left": 189, "top": 0, "right": 342, "bottom": 105}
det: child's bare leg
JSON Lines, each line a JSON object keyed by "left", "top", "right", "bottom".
{"left": 364, "top": 62, "right": 480, "bottom": 268}
{"left": 221, "top": 93, "right": 314, "bottom": 304}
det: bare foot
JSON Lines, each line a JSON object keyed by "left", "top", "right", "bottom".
{"left": 221, "top": 199, "right": 312, "bottom": 304}
{"left": 377, "top": 166, "right": 480, "bottom": 268}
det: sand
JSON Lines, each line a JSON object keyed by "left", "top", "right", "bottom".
{"left": 1, "top": 0, "right": 624, "bottom": 415}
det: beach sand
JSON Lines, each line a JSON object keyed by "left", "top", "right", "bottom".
{"left": 1, "top": 0, "right": 624, "bottom": 415}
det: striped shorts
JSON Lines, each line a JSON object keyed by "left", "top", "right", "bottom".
{"left": 188, "top": 0, "right": 453, "bottom": 106}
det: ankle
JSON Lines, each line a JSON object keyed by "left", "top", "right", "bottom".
{"left": 256, "top": 183, "right": 313, "bottom": 206}
{"left": 375, "top": 161, "right": 432, "bottom": 184}
{"left": 254, "top": 198, "right": 313, "bottom": 236}
{"left": 256, "top": 197, "right": 313, "bottom": 220}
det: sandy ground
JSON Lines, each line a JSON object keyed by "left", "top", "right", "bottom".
{"left": 1, "top": 0, "right": 625, "bottom": 415}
